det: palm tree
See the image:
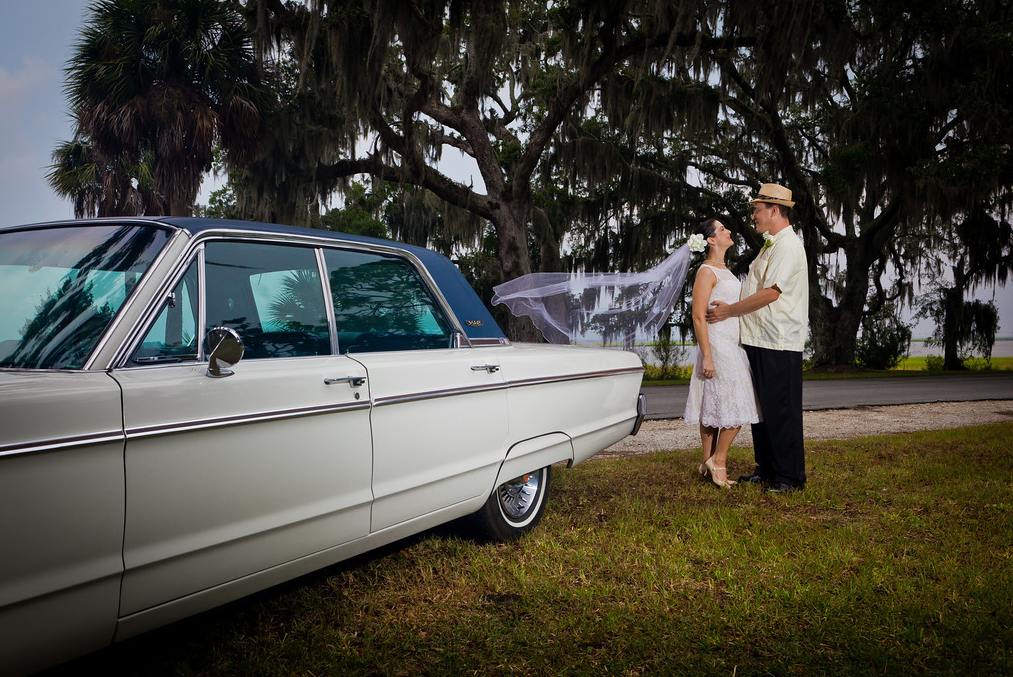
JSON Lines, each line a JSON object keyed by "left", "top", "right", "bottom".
{"left": 47, "top": 136, "right": 156, "bottom": 217}
{"left": 61, "top": 0, "right": 267, "bottom": 216}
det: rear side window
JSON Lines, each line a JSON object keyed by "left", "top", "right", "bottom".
{"left": 324, "top": 249, "right": 452, "bottom": 353}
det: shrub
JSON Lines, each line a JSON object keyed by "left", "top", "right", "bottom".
{"left": 855, "top": 302, "right": 912, "bottom": 370}
{"left": 648, "top": 324, "right": 688, "bottom": 380}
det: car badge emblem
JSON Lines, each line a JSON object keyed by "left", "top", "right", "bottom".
{"left": 466, "top": 320, "right": 484, "bottom": 327}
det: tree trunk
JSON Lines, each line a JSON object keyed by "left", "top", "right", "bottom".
{"left": 809, "top": 249, "right": 870, "bottom": 367}
{"left": 493, "top": 201, "right": 542, "bottom": 343}
{"left": 941, "top": 286, "right": 965, "bottom": 370}
{"left": 809, "top": 294, "right": 863, "bottom": 367}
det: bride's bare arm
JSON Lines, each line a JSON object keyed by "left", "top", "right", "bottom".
{"left": 691, "top": 267, "right": 718, "bottom": 379}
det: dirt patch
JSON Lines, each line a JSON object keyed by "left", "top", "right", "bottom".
{"left": 600, "top": 400, "right": 1013, "bottom": 459}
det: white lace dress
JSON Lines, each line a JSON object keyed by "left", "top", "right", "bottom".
{"left": 683, "top": 264, "right": 761, "bottom": 429}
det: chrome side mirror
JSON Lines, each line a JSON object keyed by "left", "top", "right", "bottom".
{"left": 205, "top": 327, "right": 244, "bottom": 378}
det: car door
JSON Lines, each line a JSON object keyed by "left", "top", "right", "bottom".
{"left": 321, "top": 248, "right": 508, "bottom": 532}
{"left": 113, "top": 241, "right": 373, "bottom": 616}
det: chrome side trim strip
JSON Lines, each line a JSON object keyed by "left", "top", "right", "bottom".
{"left": 373, "top": 382, "right": 509, "bottom": 407}
{"left": 2, "top": 401, "right": 373, "bottom": 457}
{"left": 1, "top": 367, "right": 642, "bottom": 456}
{"left": 125, "top": 401, "right": 371, "bottom": 439}
{"left": 372, "top": 366, "right": 643, "bottom": 408}
{"left": 507, "top": 366, "right": 645, "bottom": 389}
{"left": 0, "top": 431, "right": 125, "bottom": 459}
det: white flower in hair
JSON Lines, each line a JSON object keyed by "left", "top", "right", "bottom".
{"left": 687, "top": 233, "right": 707, "bottom": 253}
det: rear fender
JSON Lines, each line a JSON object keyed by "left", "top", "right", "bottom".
{"left": 494, "top": 433, "right": 573, "bottom": 488}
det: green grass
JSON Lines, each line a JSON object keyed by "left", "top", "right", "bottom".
{"left": 894, "top": 356, "right": 1013, "bottom": 372}
{"left": 53, "top": 423, "right": 1013, "bottom": 676}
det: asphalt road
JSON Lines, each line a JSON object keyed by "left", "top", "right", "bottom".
{"left": 642, "top": 372, "right": 1013, "bottom": 420}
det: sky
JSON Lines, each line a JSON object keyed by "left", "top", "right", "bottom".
{"left": 1, "top": 0, "right": 1009, "bottom": 338}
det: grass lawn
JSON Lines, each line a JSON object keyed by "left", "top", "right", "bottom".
{"left": 52, "top": 423, "right": 1013, "bottom": 676}
{"left": 893, "top": 356, "right": 1013, "bottom": 372}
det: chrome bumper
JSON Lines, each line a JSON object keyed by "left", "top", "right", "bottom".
{"left": 630, "top": 393, "right": 647, "bottom": 436}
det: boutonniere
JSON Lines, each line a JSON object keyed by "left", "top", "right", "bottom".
{"left": 762, "top": 232, "right": 774, "bottom": 249}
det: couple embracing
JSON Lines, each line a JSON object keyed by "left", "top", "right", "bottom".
{"left": 683, "top": 183, "right": 809, "bottom": 495}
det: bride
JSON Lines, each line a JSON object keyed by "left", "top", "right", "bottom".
{"left": 683, "top": 218, "right": 760, "bottom": 487}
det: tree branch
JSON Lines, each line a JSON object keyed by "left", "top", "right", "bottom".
{"left": 315, "top": 155, "right": 498, "bottom": 222}
{"left": 515, "top": 29, "right": 757, "bottom": 196}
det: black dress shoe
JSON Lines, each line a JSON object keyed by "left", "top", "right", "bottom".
{"left": 738, "top": 473, "right": 765, "bottom": 484}
{"left": 763, "top": 482, "right": 802, "bottom": 495}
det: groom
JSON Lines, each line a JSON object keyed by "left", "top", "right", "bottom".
{"left": 705, "top": 183, "right": 809, "bottom": 494}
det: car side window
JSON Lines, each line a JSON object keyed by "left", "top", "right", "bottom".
{"left": 133, "top": 261, "right": 199, "bottom": 364}
{"left": 324, "top": 248, "right": 453, "bottom": 353}
{"left": 204, "top": 241, "right": 330, "bottom": 359}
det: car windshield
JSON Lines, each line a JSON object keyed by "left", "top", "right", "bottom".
{"left": 0, "top": 224, "right": 171, "bottom": 369}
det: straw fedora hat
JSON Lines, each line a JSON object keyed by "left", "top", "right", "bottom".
{"left": 750, "top": 183, "right": 795, "bottom": 207}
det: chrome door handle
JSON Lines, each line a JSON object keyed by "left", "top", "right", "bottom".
{"left": 470, "top": 364, "right": 500, "bottom": 373}
{"left": 324, "top": 376, "right": 366, "bottom": 387}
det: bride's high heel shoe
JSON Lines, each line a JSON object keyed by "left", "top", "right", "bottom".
{"left": 704, "top": 457, "right": 736, "bottom": 488}
{"left": 710, "top": 469, "right": 736, "bottom": 488}
{"left": 698, "top": 462, "right": 710, "bottom": 479}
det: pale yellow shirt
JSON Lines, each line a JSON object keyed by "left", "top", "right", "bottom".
{"left": 739, "top": 227, "right": 809, "bottom": 352}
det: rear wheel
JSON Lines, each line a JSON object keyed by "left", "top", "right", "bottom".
{"left": 469, "top": 466, "right": 551, "bottom": 542}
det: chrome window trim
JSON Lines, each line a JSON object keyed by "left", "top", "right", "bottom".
{"left": 111, "top": 243, "right": 205, "bottom": 368}
{"left": 112, "top": 229, "right": 472, "bottom": 369}
{"left": 196, "top": 246, "right": 207, "bottom": 360}
{"left": 315, "top": 248, "right": 340, "bottom": 355}
{"left": 0, "top": 366, "right": 111, "bottom": 374}
{"left": 187, "top": 229, "right": 470, "bottom": 346}
{"left": 0, "top": 430, "right": 124, "bottom": 459}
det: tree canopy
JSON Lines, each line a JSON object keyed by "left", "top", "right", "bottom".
{"left": 53, "top": 0, "right": 1013, "bottom": 362}
{"left": 56, "top": 0, "right": 268, "bottom": 216}
{"left": 239, "top": 0, "right": 1011, "bottom": 356}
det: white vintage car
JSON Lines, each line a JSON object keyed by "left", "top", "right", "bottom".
{"left": 0, "top": 217, "right": 645, "bottom": 675}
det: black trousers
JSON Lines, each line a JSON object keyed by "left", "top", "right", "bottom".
{"left": 744, "top": 345, "right": 806, "bottom": 486}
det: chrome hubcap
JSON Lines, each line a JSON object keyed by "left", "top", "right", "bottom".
{"left": 498, "top": 470, "right": 542, "bottom": 520}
